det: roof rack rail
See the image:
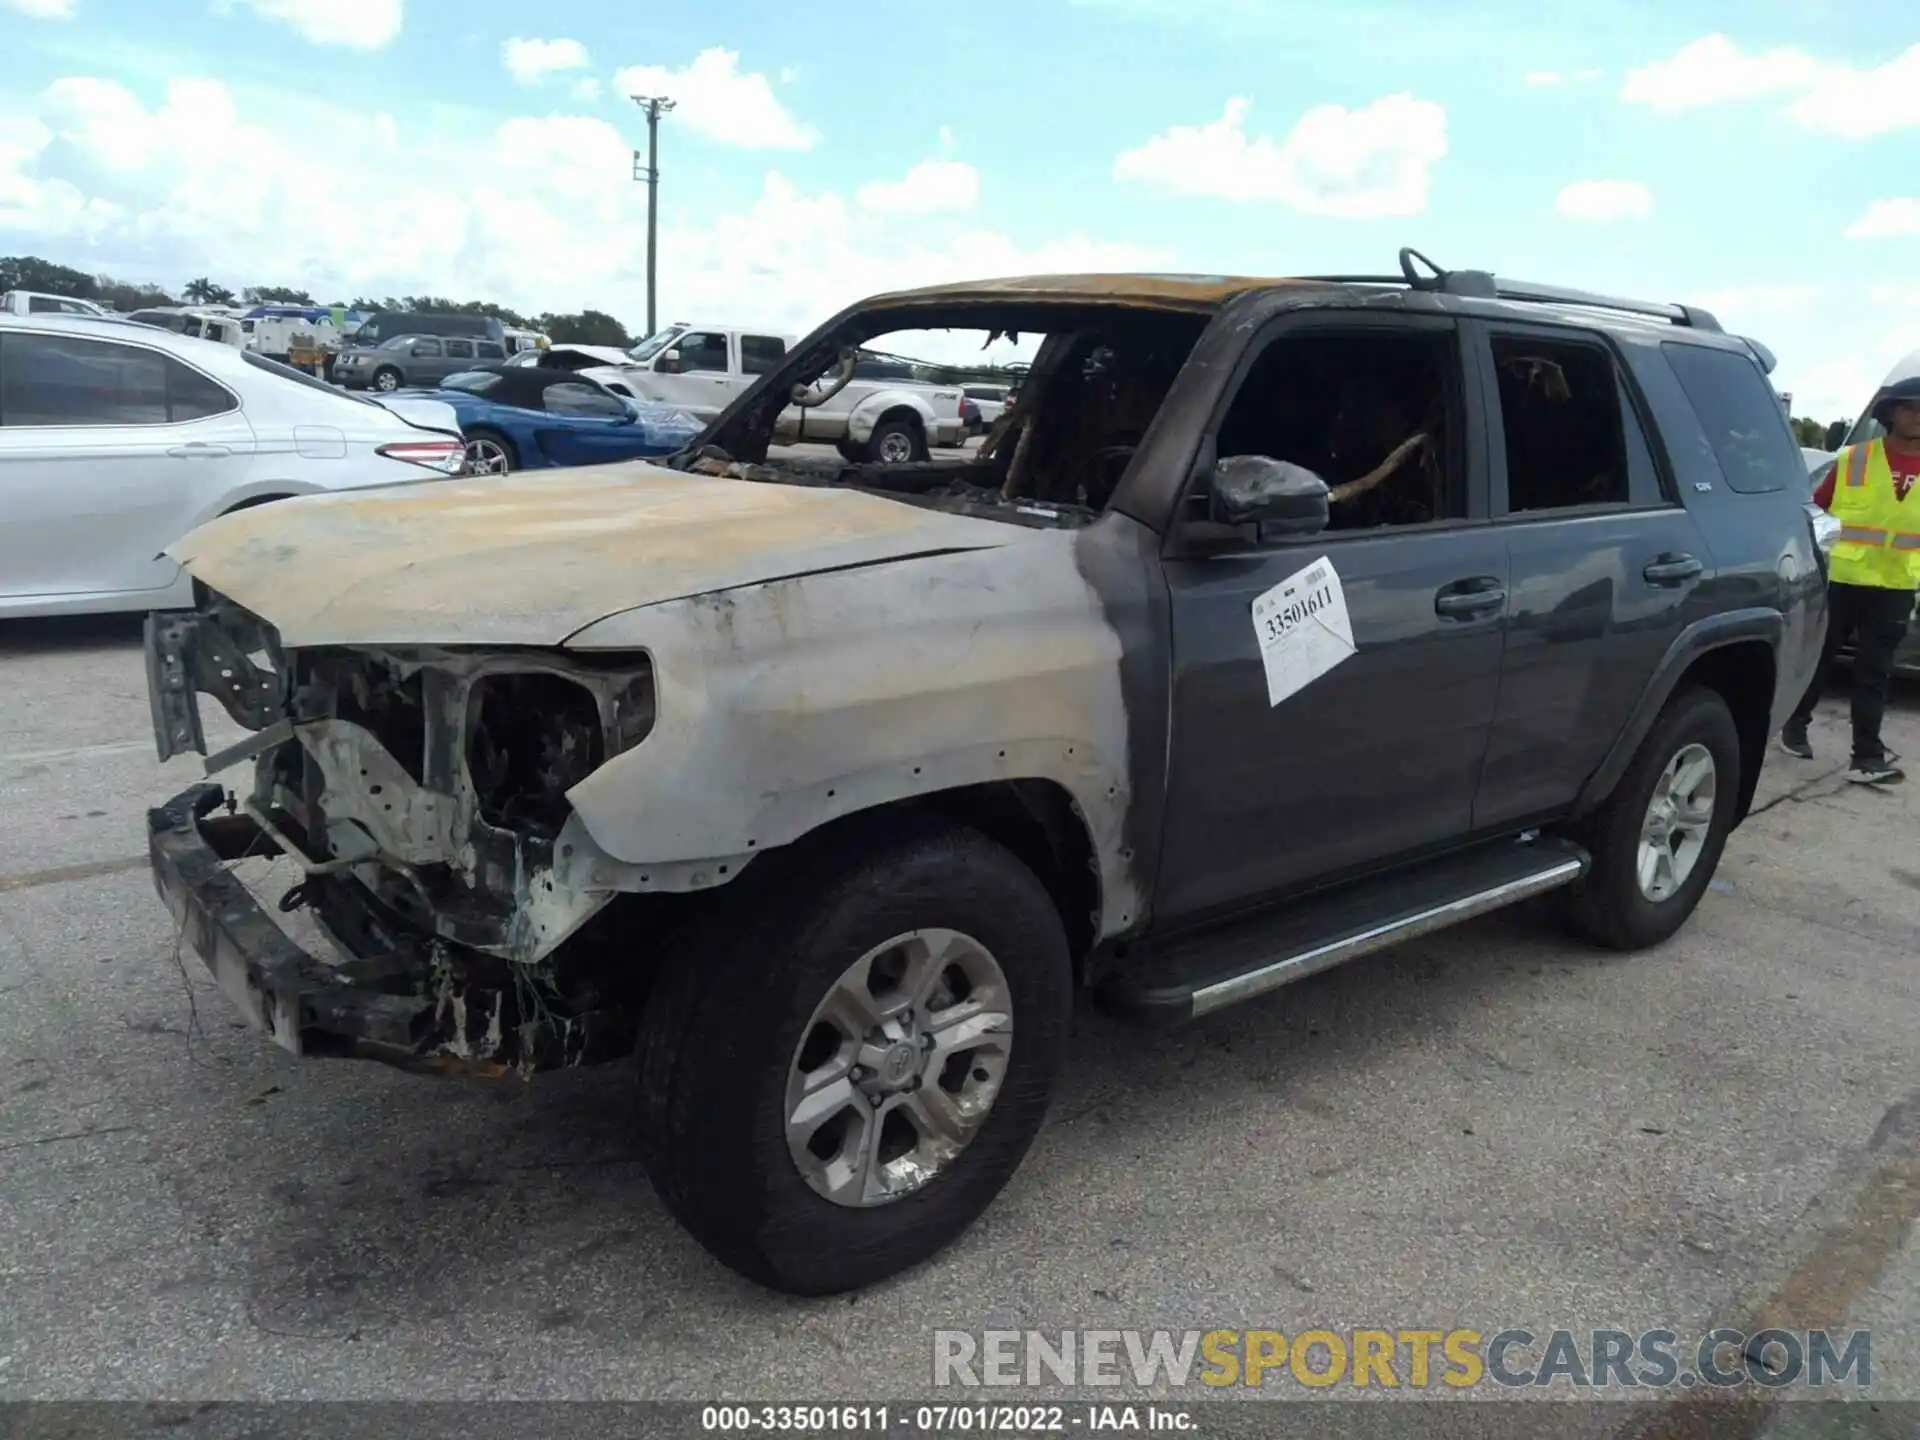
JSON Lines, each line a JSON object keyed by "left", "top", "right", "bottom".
{"left": 1300, "top": 249, "right": 1724, "bottom": 333}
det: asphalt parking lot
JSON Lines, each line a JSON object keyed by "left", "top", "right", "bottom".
{"left": 1, "top": 616, "right": 1915, "bottom": 1429}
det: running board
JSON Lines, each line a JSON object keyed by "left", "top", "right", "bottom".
{"left": 1096, "top": 838, "right": 1589, "bottom": 1026}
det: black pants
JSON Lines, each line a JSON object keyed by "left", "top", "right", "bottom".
{"left": 1787, "top": 580, "right": 1916, "bottom": 763}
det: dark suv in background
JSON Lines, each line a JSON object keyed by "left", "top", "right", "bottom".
{"left": 144, "top": 249, "right": 1825, "bottom": 1296}
{"left": 334, "top": 312, "right": 510, "bottom": 390}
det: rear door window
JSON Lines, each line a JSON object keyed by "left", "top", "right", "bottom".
{"left": 1661, "top": 342, "right": 1803, "bottom": 494}
{"left": 476, "top": 340, "right": 506, "bottom": 360}
{"left": 445, "top": 339, "right": 475, "bottom": 361}
{"left": 1, "top": 333, "right": 169, "bottom": 424}
{"left": 741, "top": 334, "right": 786, "bottom": 375}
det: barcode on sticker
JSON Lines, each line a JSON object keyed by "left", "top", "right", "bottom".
{"left": 1302, "top": 563, "right": 1329, "bottom": 587}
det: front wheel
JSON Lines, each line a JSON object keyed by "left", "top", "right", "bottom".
{"left": 1560, "top": 685, "right": 1741, "bottom": 951}
{"left": 634, "top": 819, "right": 1071, "bottom": 1295}
{"left": 371, "top": 367, "right": 402, "bottom": 392}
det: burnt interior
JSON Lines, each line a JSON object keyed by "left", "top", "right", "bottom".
{"left": 467, "top": 672, "right": 605, "bottom": 839}
{"left": 687, "top": 303, "right": 1209, "bottom": 523}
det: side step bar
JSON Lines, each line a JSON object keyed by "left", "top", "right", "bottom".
{"left": 1096, "top": 838, "right": 1589, "bottom": 1026}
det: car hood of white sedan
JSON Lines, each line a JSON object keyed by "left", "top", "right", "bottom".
{"left": 166, "top": 461, "right": 1020, "bottom": 648}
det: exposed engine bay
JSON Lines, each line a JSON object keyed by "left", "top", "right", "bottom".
{"left": 149, "top": 600, "right": 672, "bottom": 1074}
{"left": 676, "top": 303, "right": 1208, "bottom": 525}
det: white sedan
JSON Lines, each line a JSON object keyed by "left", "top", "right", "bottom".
{"left": 0, "top": 314, "right": 467, "bottom": 619}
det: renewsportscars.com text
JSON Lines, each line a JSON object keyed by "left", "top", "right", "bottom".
{"left": 932, "top": 1327, "right": 1871, "bottom": 1390}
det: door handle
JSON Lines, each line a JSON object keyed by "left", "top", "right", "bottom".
{"left": 1435, "top": 577, "right": 1507, "bottom": 619}
{"left": 1643, "top": 553, "right": 1703, "bottom": 586}
{"left": 166, "top": 443, "right": 231, "bottom": 457}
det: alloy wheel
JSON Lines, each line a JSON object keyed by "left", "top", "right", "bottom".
{"left": 1636, "top": 742, "right": 1717, "bottom": 902}
{"left": 784, "top": 929, "right": 1013, "bottom": 1208}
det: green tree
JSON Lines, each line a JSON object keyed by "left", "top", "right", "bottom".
{"left": 537, "top": 309, "right": 632, "bottom": 347}
{"left": 183, "top": 276, "right": 236, "bottom": 304}
{"left": 93, "top": 274, "right": 179, "bottom": 311}
{"left": 0, "top": 254, "right": 98, "bottom": 298}
{"left": 243, "top": 285, "right": 316, "bottom": 305}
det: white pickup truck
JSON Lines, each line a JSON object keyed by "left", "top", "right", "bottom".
{"left": 1, "top": 290, "right": 111, "bottom": 318}
{"left": 619, "top": 323, "right": 966, "bottom": 461}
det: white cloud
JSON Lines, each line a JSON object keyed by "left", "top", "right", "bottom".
{"left": 571, "top": 76, "right": 603, "bottom": 103}
{"left": 612, "top": 48, "right": 817, "bottom": 151}
{"left": 4, "top": 0, "right": 77, "bottom": 18}
{"left": 1620, "top": 34, "right": 1825, "bottom": 111}
{"left": 1783, "top": 44, "right": 1920, "bottom": 139}
{"left": 856, "top": 160, "right": 979, "bottom": 215}
{"left": 1621, "top": 35, "right": 1920, "bottom": 138}
{"left": 1113, "top": 93, "right": 1448, "bottom": 218}
{"left": 503, "top": 36, "right": 590, "bottom": 84}
{"left": 1553, "top": 179, "right": 1653, "bottom": 221}
{"left": 223, "top": 0, "right": 401, "bottom": 49}
{"left": 0, "top": 73, "right": 1162, "bottom": 350}
{"left": 1847, "top": 198, "right": 1920, "bottom": 238}
{"left": 1689, "top": 284, "right": 1820, "bottom": 319}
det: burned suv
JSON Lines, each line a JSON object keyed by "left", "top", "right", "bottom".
{"left": 145, "top": 250, "right": 1826, "bottom": 1295}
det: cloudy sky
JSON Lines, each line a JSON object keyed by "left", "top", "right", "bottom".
{"left": 1, "top": 0, "right": 1916, "bottom": 418}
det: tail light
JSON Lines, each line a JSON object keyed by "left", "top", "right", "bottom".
{"left": 377, "top": 438, "right": 466, "bottom": 475}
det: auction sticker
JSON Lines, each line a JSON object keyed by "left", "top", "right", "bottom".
{"left": 1250, "top": 555, "right": 1355, "bottom": 707}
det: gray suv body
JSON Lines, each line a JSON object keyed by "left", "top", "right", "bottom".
{"left": 141, "top": 253, "right": 1826, "bottom": 1298}
{"left": 334, "top": 333, "right": 509, "bottom": 392}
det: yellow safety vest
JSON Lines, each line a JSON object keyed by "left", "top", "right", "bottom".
{"left": 1828, "top": 439, "right": 1920, "bottom": 590}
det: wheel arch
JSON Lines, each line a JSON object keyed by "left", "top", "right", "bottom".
{"left": 847, "top": 393, "right": 932, "bottom": 446}
{"left": 1575, "top": 610, "right": 1782, "bottom": 827}
{"left": 463, "top": 423, "right": 520, "bottom": 464}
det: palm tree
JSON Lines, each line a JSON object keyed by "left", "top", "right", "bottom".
{"left": 183, "top": 276, "right": 236, "bottom": 305}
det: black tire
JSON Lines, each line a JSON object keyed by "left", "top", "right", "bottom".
{"left": 835, "top": 438, "right": 865, "bottom": 463}
{"left": 634, "top": 817, "right": 1072, "bottom": 1295}
{"left": 1560, "top": 685, "right": 1741, "bottom": 951}
{"left": 863, "top": 415, "right": 926, "bottom": 464}
{"left": 371, "top": 367, "right": 402, "bottom": 392}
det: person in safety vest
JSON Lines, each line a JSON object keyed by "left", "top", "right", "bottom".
{"left": 1779, "top": 375, "right": 1920, "bottom": 784}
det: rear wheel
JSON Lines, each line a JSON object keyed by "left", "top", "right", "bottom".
{"left": 463, "top": 430, "right": 515, "bottom": 475}
{"left": 864, "top": 416, "right": 925, "bottom": 464}
{"left": 1560, "top": 686, "right": 1741, "bottom": 950}
{"left": 634, "top": 818, "right": 1071, "bottom": 1295}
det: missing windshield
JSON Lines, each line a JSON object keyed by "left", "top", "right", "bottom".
{"left": 684, "top": 304, "right": 1207, "bottom": 523}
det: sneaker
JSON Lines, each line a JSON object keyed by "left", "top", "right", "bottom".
{"left": 1845, "top": 755, "right": 1905, "bottom": 785}
{"left": 1778, "top": 726, "right": 1813, "bottom": 760}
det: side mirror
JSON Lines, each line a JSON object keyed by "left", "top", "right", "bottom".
{"left": 1824, "top": 420, "right": 1848, "bottom": 451}
{"left": 1210, "top": 455, "right": 1331, "bottom": 535}
{"left": 657, "top": 352, "right": 681, "bottom": 374}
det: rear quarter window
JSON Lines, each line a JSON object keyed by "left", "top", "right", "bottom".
{"left": 1661, "top": 342, "right": 1803, "bottom": 495}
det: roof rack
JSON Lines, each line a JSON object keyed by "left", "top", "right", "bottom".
{"left": 1302, "top": 248, "right": 1723, "bottom": 333}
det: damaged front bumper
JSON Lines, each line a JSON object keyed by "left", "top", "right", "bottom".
{"left": 148, "top": 783, "right": 637, "bottom": 1074}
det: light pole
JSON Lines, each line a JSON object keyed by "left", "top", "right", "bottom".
{"left": 630, "top": 94, "right": 676, "bottom": 337}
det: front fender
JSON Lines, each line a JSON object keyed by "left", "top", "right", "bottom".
{"left": 560, "top": 537, "right": 1143, "bottom": 937}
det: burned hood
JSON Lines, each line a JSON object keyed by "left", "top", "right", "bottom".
{"left": 167, "top": 463, "right": 1017, "bottom": 647}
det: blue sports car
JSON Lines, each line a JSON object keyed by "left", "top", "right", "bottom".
{"left": 396, "top": 365, "right": 704, "bottom": 474}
